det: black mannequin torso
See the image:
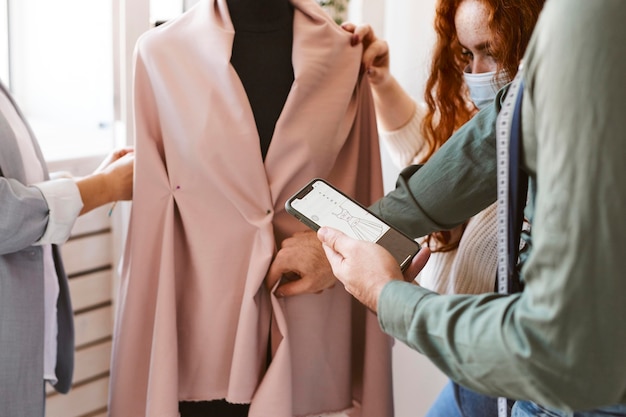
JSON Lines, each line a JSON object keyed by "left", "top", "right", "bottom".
{"left": 228, "top": 0, "right": 294, "bottom": 160}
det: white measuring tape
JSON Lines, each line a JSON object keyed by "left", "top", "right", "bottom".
{"left": 495, "top": 67, "right": 525, "bottom": 417}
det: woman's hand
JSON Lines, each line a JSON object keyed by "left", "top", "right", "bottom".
{"left": 341, "top": 22, "right": 416, "bottom": 132}
{"left": 99, "top": 149, "right": 135, "bottom": 202}
{"left": 341, "top": 22, "right": 391, "bottom": 86}
{"left": 76, "top": 147, "right": 135, "bottom": 215}
{"left": 94, "top": 147, "right": 134, "bottom": 175}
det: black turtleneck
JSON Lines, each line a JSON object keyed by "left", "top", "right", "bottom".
{"left": 227, "top": 0, "right": 294, "bottom": 160}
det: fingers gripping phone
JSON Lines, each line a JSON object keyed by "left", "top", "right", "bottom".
{"left": 285, "top": 178, "right": 420, "bottom": 271}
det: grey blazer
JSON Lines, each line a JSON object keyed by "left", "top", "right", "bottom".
{"left": 0, "top": 83, "right": 74, "bottom": 417}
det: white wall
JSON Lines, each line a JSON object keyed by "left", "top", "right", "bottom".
{"left": 380, "top": 0, "right": 437, "bottom": 192}
{"left": 384, "top": 1, "right": 437, "bottom": 104}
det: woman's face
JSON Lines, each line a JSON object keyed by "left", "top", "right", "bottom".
{"left": 455, "top": 0, "right": 497, "bottom": 74}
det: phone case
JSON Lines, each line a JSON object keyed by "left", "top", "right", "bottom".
{"left": 285, "top": 178, "right": 420, "bottom": 270}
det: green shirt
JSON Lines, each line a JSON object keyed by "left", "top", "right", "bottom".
{"left": 371, "top": 0, "right": 626, "bottom": 411}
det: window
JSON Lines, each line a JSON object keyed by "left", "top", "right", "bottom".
{"left": 7, "top": 0, "right": 115, "bottom": 161}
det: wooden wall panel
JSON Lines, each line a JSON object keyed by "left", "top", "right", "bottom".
{"left": 74, "top": 306, "right": 113, "bottom": 348}
{"left": 73, "top": 341, "right": 112, "bottom": 384}
{"left": 45, "top": 341, "right": 112, "bottom": 396}
{"left": 60, "top": 234, "right": 113, "bottom": 276}
{"left": 69, "top": 270, "right": 113, "bottom": 311}
{"left": 71, "top": 206, "right": 112, "bottom": 236}
{"left": 46, "top": 377, "right": 109, "bottom": 417}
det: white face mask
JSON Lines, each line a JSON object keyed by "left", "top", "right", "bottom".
{"left": 463, "top": 69, "right": 506, "bottom": 110}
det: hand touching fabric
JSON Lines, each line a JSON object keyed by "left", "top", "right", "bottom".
{"left": 341, "top": 22, "right": 390, "bottom": 86}
{"left": 341, "top": 22, "right": 416, "bottom": 132}
{"left": 266, "top": 231, "right": 336, "bottom": 297}
{"left": 77, "top": 147, "right": 134, "bottom": 215}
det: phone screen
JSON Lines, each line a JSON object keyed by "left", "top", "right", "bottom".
{"left": 286, "top": 179, "right": 420, "bottom": 270}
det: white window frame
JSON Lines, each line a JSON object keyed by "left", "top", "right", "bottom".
{"left": 0, "top": 0, "right": 9, "bottom": 84}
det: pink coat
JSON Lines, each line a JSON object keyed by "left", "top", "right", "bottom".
{"left": 108, "top": 1, "right": 393, "bottom": 416}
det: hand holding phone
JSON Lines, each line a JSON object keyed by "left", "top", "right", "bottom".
{"left": 285, "top": 178, "right": 420, "bottom": 271}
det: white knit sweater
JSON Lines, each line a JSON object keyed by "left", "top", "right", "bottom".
{"left": 380, "top": 104, "right": 497, "bottom": 295}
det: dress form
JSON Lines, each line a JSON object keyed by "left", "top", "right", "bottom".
{"left": 110, "top": 0, "right": 394, "bottom": 411}
{"left": 228, "top": 0, "right": 294, "bottom": 160}
{"left": 178, "top": 1, "right": 293, "bottom": 416}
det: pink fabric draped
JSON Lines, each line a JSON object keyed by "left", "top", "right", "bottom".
{"left": 108, "top": 1, "right": 393, "bottom": 416}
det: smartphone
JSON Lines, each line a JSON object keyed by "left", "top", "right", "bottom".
{"left": 285, "top": 178, "right": 420, "bottom": 271}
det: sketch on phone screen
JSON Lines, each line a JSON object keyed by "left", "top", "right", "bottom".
{"left": 286, "top": 179, "right": 420, "bottom": 271}
{"left": 289, "top": 180, "right": 390, "bottom": 242}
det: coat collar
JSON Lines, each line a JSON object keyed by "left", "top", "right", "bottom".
{"left": 135, "top": 0, "right": 362, "bottom": 214}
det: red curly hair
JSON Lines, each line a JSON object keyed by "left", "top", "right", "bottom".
{"left": 422, "top": 0, "right": 544, "bottom": 252}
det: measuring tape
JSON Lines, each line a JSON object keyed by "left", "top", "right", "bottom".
{"left": 495, "top": 67, "right": 525, "bottom": 417}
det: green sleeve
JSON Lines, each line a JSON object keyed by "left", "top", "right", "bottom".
{"left": 369, "top": 89, "right": 503, "bottom": 238}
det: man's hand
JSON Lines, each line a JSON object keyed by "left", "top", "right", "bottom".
{"left": 266, "top": 231, "right": 337, "bottom": 297}
{"left": 317, "top": 226, "right": 430, "bottom": 312}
